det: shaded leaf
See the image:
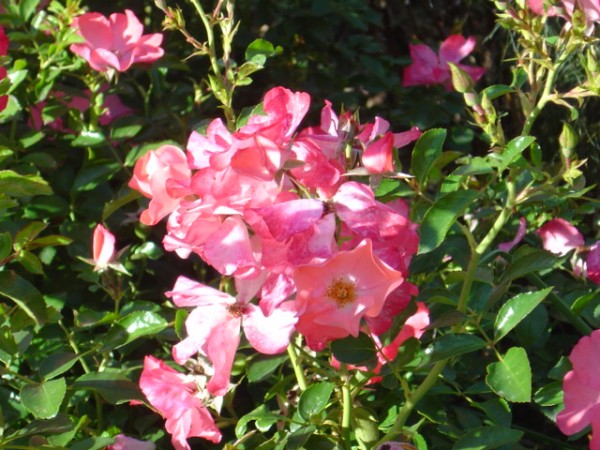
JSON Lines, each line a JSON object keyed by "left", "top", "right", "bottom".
{"left": 298, "top": 382, "right": 334, "bottom": 421}
{"left": 0, "top": 270, "right": 47, "bottom": 325}
{"left": 410, "top": 128, "right": 446, "bottom": 184}
{"left": 21, "top": 378, "right": 66, "bottom": 419}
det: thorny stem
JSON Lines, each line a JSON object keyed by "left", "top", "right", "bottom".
{"left": 287, "top": 335, "right": 308, "bottom": 391}
{"left": 376, "top": 179, "right": 518, "bottom": 445}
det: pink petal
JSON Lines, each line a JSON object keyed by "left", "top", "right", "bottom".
{"left": 439, "top": 34, "right": 476, "bottom": 64}
{"left": 166, "top": 276, "right": 233, "bottom": 308}
{"left": 255, "top": 199, "right": 324, "bottom": 241}
{"left": 557, "top": 370, "right": 600, "bottom": 435}
{"left": 569, "top": 330, "right": 600, "bottom": 390}
{"left": 587, "top": 244, "right": 600, "bottom": 285}
{"left": 362, "top": 132, "right": 394, "bottom": 174}
{"left": 393, "top": 127, "right": 422, "bottom": 148}
{"left": 498, "top": 217, "right": 527, "bottom": 252}
{"left": 92, "top": 224, "right": 116, "bottom": 270}
{"left": 243, "top": 302, "right": 297, "bottom": 354}
{"left": 537, "top": 218, "right": 584, "bottom": 255}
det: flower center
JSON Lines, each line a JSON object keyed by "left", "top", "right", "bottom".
{"left": 325, "top": 277, "right": 357, "bottom": 308}
{"left": 226, "top": 303, "right": 246, "bottom": 318}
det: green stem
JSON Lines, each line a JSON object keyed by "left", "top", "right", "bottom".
{"left": 521, "top": 52, "right": 569, "bottom": 136}
{"left": 377, "top": 179, "right": 518, "bottom": 444}
{"left": 341, "top": 367, "right": 352, "bottom": 449}
{"left": 373, "top": 360, "right": 446, "bottom": 447}
{"left": 287, "top": 337, "right": 307, "bottom": 391}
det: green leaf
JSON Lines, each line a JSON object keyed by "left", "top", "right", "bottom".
{"left": 10, "top": 413, "right": 72, "bottom": 440}
{"left": 418, "top": 190, "right": 480, "bottom": 254}
{"left": 482, "top": 84, "right": 515, "bottom": 100}
{"left": 110, "top": 123, "right": 143, "bottom": 140}
{"left": 14, "top": 222, "right": 47, "bottom": 251}
{"left": 245, "top": 38, "right": 283, "bottom": 66}
{"left": 19, "top": 0, "right": 40, "bottom": 20}
{"left": 0, "top": 170, "right": 52, "bottom": 198}
{"left": 72, "top": 372, "right": 145, "bottom": 404}
{"left": 486, "top": 347, "right": 532, "bottom": 402}
{"left": 0, "top": 270, "right": 47, "bottom": 325}
{"left": 69, "top": 437, "right": 115, "bottom": 450}
{"left": 102, "top": 189, "right": 141, "bottom": 221}
{"left": 29, "top": 235, "right": 73, "bottom": 249}
{"left": 70, "top": 130, "right": 106, "bottom": 147}
{"left": 39, "top": 352, "right": 79, "bottom": 380}
{"left": 331, "top": 332, "right": 377, "bottom": 368}
{"left": 410, "top": 128, "right": 447, "bottom": 184}
{"left": 72, "top": 160, "right": 120, "bottom": 192}
{"left": 0, "top": 231, "right": 12, "bottom": 260}
{"left": 534, "top": 381, "right": 563, "bottom": 406}
{"left": 101, "top": 311, "right": 167, "bottom": 350}
{"left": 247, "top": 355, "right": 288, "bottom": 383}
{"left": 21, "top": 378, "right": 66, "bottom": 419}
{"left": 17, "top": 250, "right": 44, "bottom": 274}
{"left": 298, "top": 382, "right": 334, "bottom": 421}
{"left": 502, "top": 247, "right": 558, "bottom": 282}
{"left": 452, "top": 426, "right": 523, "bottom": 450}
{"left": 452, "top": 156, "right": 496, "bottom": 176}
{"left": 496, "top": 136, "right": 535, "bottom": 172}
{"left": 422, "top": 334, "right": 486, "bottom": 365}
{"left": 287, "top": 425, "right": 317, "bottom": 450}
{"left": 235, "top": 404, "right": 284, "bottom": 438}
{"left": 494, "top": 288, "right": 552, "bottom": 343}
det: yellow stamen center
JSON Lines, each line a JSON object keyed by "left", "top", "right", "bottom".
{"left": 326, "top": 277, "right": 357, "bottom": 308}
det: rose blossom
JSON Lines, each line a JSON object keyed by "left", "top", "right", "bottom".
{"left": 107, "top": 434, "right": 155, "bottom": 450}
{"left": 402, "top": 34, "right": 485, "bottom": 90}
{"left": 557, "top": 330, "right": 600, "bottom": 449}
{"left": 70, "top": 9, "right": 164, "bottom": 73}
{"left": 139, "top": 356, "right": 221, "bottom": 449}
{"left": 0, "top": 26, "right": 8, "bottom": 112}
{"left": 92, "top": 224, "right": 116, "bottom": 271}
{"left": 293, "top": 239, "right": 404, "bottom": 351}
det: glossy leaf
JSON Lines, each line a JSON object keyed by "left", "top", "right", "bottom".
{"left": 39, "top": 352, "right": 79, "bottom": 380}
{"left": 494, "top": 288, "right": 552, "bottom": 343}
{"left": 496, "top": 136, "right": 535, "bottom": 172}
{"left": 410, "top": 128, "right": 446, "bottom": 184}
{"left": 0, "top": 270, "right": 47, "bottom": 325}
{"left": 247, "top": 355, "right": 288, "bottom": 383}
{"left": 418, "top": 190, "right": 480, "bottom": 253}
{"left": 298, "top": 382, "right": 334, "bottom": 421}
{"left": 0, "top": 170, "right": 52, "bottom": 198}
{"left": 486, "top": 347, "right": 532, "bottom": 402}
{"left": 101, "top": 311, "right": 167, "bottom": 350}
{"left": 21, "top": 378, "right": 66, "bottom": 419}
{"left": 72, "top": 372, "right": 145, "bottom": 404}
{"left": 331, "top": 332, "right": 377, "bottom": 368}
{"left": 422, "top": 334, "right": 486, "bottom": 365}
{"left": 452, "top": 425, "right": 523, "bottom": 450}
{"left": 502, "top": 247, "right": 558, "bottom": 282}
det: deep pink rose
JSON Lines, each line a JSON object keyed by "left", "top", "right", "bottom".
{"left": 107, "top": 434, "right": 155, "bottom": 450}
{"left": 0, "top": 26, "right": 8, "bottom": 112}
{"left": 70, "top": 9, "right": 164, "bottom": 72}
{"left": 402, "top": 34, "right": 485, "bottom": 90}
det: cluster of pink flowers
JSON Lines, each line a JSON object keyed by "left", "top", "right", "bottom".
{"left": 127, "top": 86, "right": 426, "bottom": 448}
{"left": 527, "top": 0, "right": 600, "bottom": 35}
{"left": 70, "top": 9, "right": 164, "bottom": 73}
{"left": 402, "top": 34, "right": 485, "bottom": 90}
{"left": 537, "top": 218, "right": 600, "bottom": 284}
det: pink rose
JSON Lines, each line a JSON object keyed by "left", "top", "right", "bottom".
{"left": 402, "top": 34, "right": 485, "bottom": 91}
{"left": 0, "top": 26, "right": 8, "bottom": 112}
{"left": 557, "top": 330, "right": 600, "bottom": 449}
{"left": 70, "top": 9, "right": 164, "bottom": 72}
{"left": 92, "top": 224, "right": 116, "bottom": 271}
{"left": 107, "top": 434, "right": 155, "bottom": 450}
{"left": 139, "top": 356, "right": 221, "bottom": 450}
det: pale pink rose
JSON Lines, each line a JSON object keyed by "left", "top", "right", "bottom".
{"left": 107, "top": 434, "right": 155, "bottom": 450}
{"left": 138, "top": 356, "right": 221, "bottom": 449}
{"left": 70, "top": 9, "right": 163, "bottom": 72}
{"left": 529, "top": 0, "right": 600, "bottom": 35}
{"left": 293, "top": 239, "right": 404, "bottom": 351}
{"left": 167, "top": 276, "right": 297, "bottom": 396}
{"left": 537, "top": 218, "right": 584, "bottom": 255}
{"left": 92, "top": 224, "right": 115, "bottom": 271}
{"left": 402, "top": 34, "right": 486, "bottom": 90}
{"left": 556, "top": 330, "right": 600, "bottom": 449}
{"left": 128, "top": 145, "right": 191, "bottom": 226}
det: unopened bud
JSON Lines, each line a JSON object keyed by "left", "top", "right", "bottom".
{"left": 494, "top": 1, "right": 509, "bottom": 11}
{"left": 587, "top": 47, "right": 599, "bottom": 75}
{"left": 559, "top": 122, "right": 578, "bottom": 160}
{"left": 449, "top": 63, "right": 474, "bottom": 93}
